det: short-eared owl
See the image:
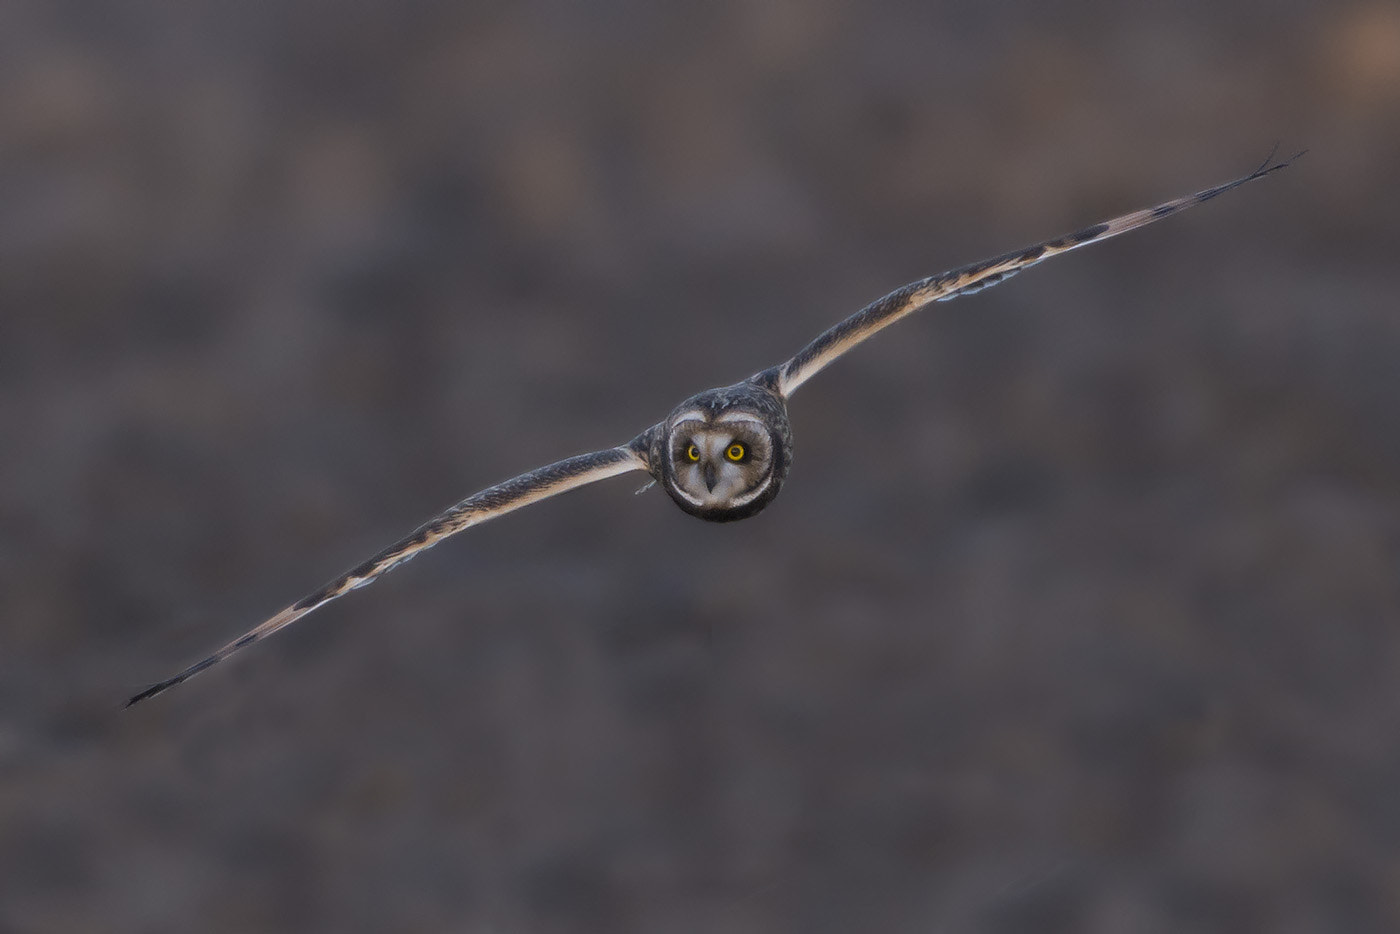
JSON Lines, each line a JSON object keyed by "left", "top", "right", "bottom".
{"left": 127, "top": 152, "right": 1300, "bottom": 705}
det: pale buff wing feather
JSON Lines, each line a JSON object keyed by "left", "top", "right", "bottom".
{"left": 126, "top": 445, "right": 650, "bottom": 705}
{"left": 776, "top": 150, "right": 1304, "bottom": 397}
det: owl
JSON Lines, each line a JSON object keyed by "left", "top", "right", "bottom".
{"left": 127, "top": 151, "right": 1300, "bottom": 705}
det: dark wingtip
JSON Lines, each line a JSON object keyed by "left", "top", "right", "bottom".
{"left": 124, "top": 677, "right": 180, "bottom": 708}
{"left": 123, "top": 653, "right": 221, "bottom": 708}
{"left": 1253, "top": 145, "right": 1307, "bottom": 179}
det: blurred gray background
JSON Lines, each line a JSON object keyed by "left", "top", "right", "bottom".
{"left": 4, "top": 0, "right": 1399, "bottom": 931}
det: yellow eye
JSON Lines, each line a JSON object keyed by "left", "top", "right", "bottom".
{"left": 726, "top": 443, "right": 746, "bottom": 462}
{"left": 686, "top": 444, "right": 700, "bottom": 462}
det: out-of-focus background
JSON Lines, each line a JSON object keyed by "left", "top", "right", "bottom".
{"left": 4, "top": 0, "right": 1399, "bottom": 931}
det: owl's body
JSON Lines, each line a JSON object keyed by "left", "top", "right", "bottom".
{"left": 648, "top": 369, "right": 793, "bottom": 522}
{"left": 127, "top": 151, "right": 1301, "bottom": 706}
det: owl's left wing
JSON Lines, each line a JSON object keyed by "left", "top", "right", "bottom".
{"left": 126, "top": 443, "right": 651, "bottom": 706}
{"left": 774, "top": 150, "right": 1302, "bottom": 398}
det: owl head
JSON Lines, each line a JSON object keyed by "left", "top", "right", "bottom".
{"left": 657, "top": 381, "right": 792, "bottom": 522}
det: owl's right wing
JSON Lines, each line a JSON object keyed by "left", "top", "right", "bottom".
{"left": 126, "top": 441, "right": 653, "bottom": 706}
{"left": 774, "top": 149, "right": 1302, "bottom": 398}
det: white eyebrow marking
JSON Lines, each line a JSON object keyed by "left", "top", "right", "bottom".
{"left": 714, "top": 412, "right": 767, "bottom": 428}
{"left": 671, "top": 411, "right": 708, "bottom": 428}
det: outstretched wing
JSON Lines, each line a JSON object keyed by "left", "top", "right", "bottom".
{"left": 775, "top": 150, "right": 1303, "bottom": 397}
{"left": 126, "top": 444, "right": 651, "bottom": 705}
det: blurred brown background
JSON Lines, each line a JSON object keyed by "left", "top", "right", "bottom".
{"left": 4, "top": 0, "right": 1399, "bottom": 931}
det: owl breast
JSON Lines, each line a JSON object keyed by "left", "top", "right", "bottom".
{"left": 651, "top": 376, "right": 793, "bottom": 522}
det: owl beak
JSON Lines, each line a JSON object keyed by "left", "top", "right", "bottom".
{"left": 703, "top": 462, "right": 718, "bottom": 492}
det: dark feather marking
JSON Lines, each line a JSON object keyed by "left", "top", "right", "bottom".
{"left": 750, "top": 366, "right": 783, "bottom": 392}
{"left": 1069, "top": 222, "right": 1110, "bottom": 244}
{"left": 350, "top": 556, "right": 382, "bottom": 578}
{"left": 293, "top": 586, "right": 333, "bottom": 612}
